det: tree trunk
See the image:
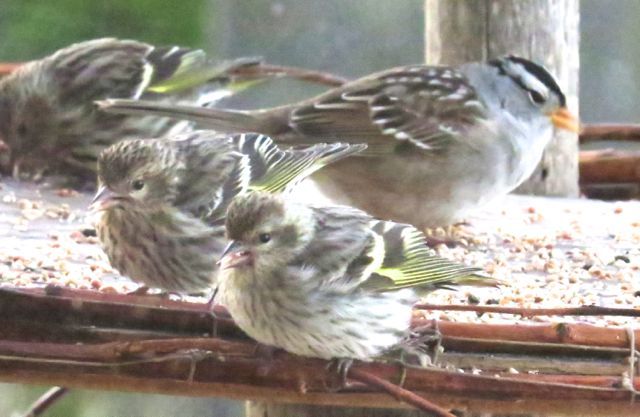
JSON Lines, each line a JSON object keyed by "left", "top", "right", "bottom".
{"left": 425, "top": 0, "right": 580, "bottom": 197}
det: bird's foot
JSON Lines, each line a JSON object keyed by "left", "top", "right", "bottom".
{"left": 424, "top": 222, "right": 475, "bottom": 248}
{"left": 125, "top": 286, "right": 182, "bottom": 300}
{"left": 324, "top": 358, "right": 354, "bottom": 391}
{"left": 397, "top": 320, "right": 443, "bottom": 368}
{"left": 253, "top": 343, "right": 281, "bottom": 361}
{"left": 424, "top": 235, "right": 463, "bottom": 248}
{"left": 126, "top": 285, "right": 151, "bottom": 296}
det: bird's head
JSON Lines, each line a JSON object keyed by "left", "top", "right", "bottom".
{"left": 92, "top": 138, "right": 180, "bottom": 211}
{"left": 0, "top": 75, "right": 57, "bottom": 176}
{"left": 486, "top": 56, "right": 579, "bottom": 134}
{"left": 219, "top": 191, "right": 313, "bottom": 274}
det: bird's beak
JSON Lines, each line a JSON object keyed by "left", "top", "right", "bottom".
{"left": 218, "top": 240, "right": 253, "bottom": 270}
{"left": 549, "top": 107, "right": 580, "bottom": 133}
{"left": 89, "top": 186, "right": 119, "bottom": 211}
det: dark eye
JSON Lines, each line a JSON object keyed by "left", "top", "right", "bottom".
{"left": 132, "top": 179, "right": 145, "bottom": 191}
{"left": 16, "top": 122, "right": 27, "bottom": 136}
{"left": 258, "top": 233, "right": 271, "bottom": 243}
{"left": 528, "top": 90, "right": 546, "bottom": 105}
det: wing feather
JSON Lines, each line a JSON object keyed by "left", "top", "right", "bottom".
{"left": 367, "top": 220, "right": 485, "bottom": 291}
{"left": 289, "top": 65, "right": 487, "bottom": 153}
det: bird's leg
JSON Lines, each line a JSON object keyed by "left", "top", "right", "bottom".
{"left": 32, "top": 166, "right": 45, "bottom": 182}
{"left": 324, "top": 358, "right": 354, "bottom": 391}
{"left": 11, "top": 158, "right": 21, "bottom": 180}
{"left": 253, "top": 343, "right": 280, "bottom": 361}
{"left": 423, "top": 222, "right": 473, "bottom": 248}
{"left": 205, "top": 287, "right": 219, "bottom": 337}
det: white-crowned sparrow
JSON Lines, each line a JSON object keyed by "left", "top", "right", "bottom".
{"left": 218, "top": 191, "right": 490, "bottom": 361}
{"left": 0, "top": 38, "right": 263, "bottom": 179}
{"left": 98, "top": 56, "right": 579, "bottom": 228}
{"left": 92, "top": 131, "right": 364, "bottom": 292}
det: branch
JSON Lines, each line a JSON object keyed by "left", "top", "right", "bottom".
{"left": 580, "top": 124, "right": 640, "bottom": 143}
{"left": 347, "top": 368, "right": 455, "bottom": 417}
{"left": 230, "top": 63, "right": 348, "bottom": 87}
{"left": 0, "top": 337, "right": 637, "bottom": 402}
{"left": 21, "top": 387, "right": 68, "bottom": 417}
{"left": 420, "top": 320, "right": 640, "bottom": 350}
{"left": 415, "top": 304, "right": 640, "bottom": 318}
{"left": 580, "top": 149, "right": 640, "bottom": 184}
{"left": 2, "top": 287, "right": 639, "bottom": 416}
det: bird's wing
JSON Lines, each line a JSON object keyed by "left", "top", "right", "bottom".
{"left": 289, "top": 65, "right": 488, "bottom": 154}
{"left": 300, "top": 208, "right": 488, "bottom": 293}
{"left": 171, "top": 131, "right": 241, "bottom": 222}
{"left": 294, "top": 205, "right": 378, "bottom": 292}
{"left": 362, "top": 220, "right": 488, "bottom": 292}
{"left": 49, "top": 38, "right": 263, "bottom": 103}
{"left": 243, "top": 135, "right": 366, "bottom": 193}
{"left": 49, "top": 38, "right": 156, "bottom": 103}
{"left": 145, "top": 55, "right": 264, "bottom": 98}
{"left": 192, "top": 133, "right": 364, "bottom": 224}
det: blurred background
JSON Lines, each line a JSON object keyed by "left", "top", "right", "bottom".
{"left": 0, "top": 0, "right": 636, "bottom": 415}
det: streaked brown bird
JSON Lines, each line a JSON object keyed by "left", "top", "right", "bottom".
{"left": 218, "top": 191, "right": 491, "bottom": 362}
{"left": 0, "top": 38, "right": 263, "bottom": 179}
{"left": 99, "top": 56, "right": 579, "bottom": 229}
{"left": 92, "top": 131, "right": 365, "bottom": 292}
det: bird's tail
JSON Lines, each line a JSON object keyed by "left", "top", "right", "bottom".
{"left": 96, "top": 99, "right": 267, "bottom": 133}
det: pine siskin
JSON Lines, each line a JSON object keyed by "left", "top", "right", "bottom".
{"left": 92, "top": 131, "right": 365, "bottom": 292}
{"left": 0, "top": 38, "right": 263, "bottom": 179}
{"left": 98, "top": 57, "right": 578, "bottom": 229}
{"left": 217, "top": 191, "right": 491, "bottom": 362}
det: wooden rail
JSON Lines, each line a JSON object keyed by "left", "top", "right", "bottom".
{"left": 0, "top": 286, "right": 638, "bottom": 417}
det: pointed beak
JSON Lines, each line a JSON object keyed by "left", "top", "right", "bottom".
{"left": 549, "top": 107, "right": 580, "bottom": 133}
{"left": 218, "top": 240, "right": 253, "bottom": 270}
{"left": 89, "top": 186, "right": 119, "bottom": 211}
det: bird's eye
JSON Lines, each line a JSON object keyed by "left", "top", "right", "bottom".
{"left": 258, "top": 233, "right": 271, "bottom": 243}
{"left": 16, "top": 122, "right": 27, "bottom": 136}
{"left": 528, "top": 90, "right": 546, "bottom": 105}
{"left": 132, "top": 179, "right": 145, "bottom": 191}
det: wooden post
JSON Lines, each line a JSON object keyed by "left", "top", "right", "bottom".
{"left": 425, "top": 0, "right": 580, "bottom": 197}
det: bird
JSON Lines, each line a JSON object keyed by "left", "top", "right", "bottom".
{"left": 98, "top": 56, "right": 579, "bottom": 229}
{"left": 91, "top": 130, "right": 365, "bottom": 293}
{"left": 217, "top": 191, "right": 492, "bottom": 362}
{"left": 0, "top": 37, "right": 265, "bottom": 180}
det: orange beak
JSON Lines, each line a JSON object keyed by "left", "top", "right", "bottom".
{"left": 549, "top": 107, "right": 580, "bottom": 133}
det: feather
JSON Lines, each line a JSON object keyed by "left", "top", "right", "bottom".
{"left": 147, "top": 56, "right": 263, "bottom": 95}
{"left": 367, "top": 221, "right": 485, "bottom": 291}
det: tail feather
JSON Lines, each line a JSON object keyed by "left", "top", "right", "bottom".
{"left": 96, "top": 99, "right": 264, "bottom": 132}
